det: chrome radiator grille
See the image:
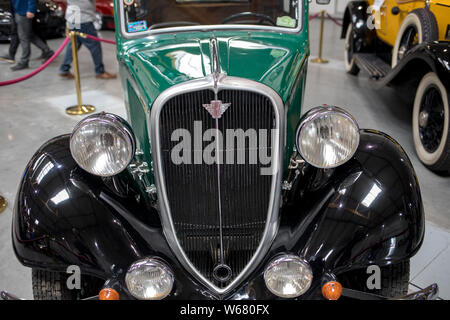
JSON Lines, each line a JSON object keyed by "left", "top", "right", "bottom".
{"left": 157, "top": 88, "right": 277, "bottom": 288}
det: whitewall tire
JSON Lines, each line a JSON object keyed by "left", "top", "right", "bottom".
{"left": 392, "top": 9, "right": 438, "bottom": 68}
{"left": 344, "top": 23, "right": 360, "bottom": 75}
{"left": 412, "top": 72, "right": 450, "bottom": 171}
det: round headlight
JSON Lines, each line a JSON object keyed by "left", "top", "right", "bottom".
{"left": 264, "top": 255, "right": 313, "bottom": 298}
{"left": 295, "top": 106, "right": 360, "bottom": 168}
{"left": 125, "top": 258, "right": 174, "bottom": 300}
{"left": 70, "top": 113, "right": 135, "bottom": 177}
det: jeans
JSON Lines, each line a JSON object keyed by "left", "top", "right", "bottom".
{"left": 9, "top": 18, "right": 19, "bottom": 58}
{"left": 15, "top": 13, "right": 51, "bottom": 65}
{"left": 59, "top": 22, "right": 105, "bottom": 75}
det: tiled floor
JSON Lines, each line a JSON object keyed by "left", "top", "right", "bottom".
{"left": 0, "top": 18, "right": 448, "bottom": 299}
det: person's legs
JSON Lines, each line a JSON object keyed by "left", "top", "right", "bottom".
{"left": 30, "top": 32, "right": 52, "bottom": 55}
{"left": 9, "top": 19, "right": 19, "bottom": 58}
{"left": 15, "top": 14, "right": 32, "bottom": 67}
{"left": 79, "top": 22, "right": 105, "bottom": 75}
{"left": 59, "top": 33, "right": 82, "bottom": 75}
{"left": 29, "top": 20, "right": 53, "bottom": 59}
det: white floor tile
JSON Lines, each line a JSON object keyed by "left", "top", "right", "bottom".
{"left": 410, "top": 222, "right": 450, "bottom": 280}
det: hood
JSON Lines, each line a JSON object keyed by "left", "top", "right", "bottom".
{"left": 121, "top": 31, "right": 308, "bottom": 103}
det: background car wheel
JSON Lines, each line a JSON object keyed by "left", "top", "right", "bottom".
{"left": 339, "top": 260, "right": 410, "bottom": 298}
{"left": 344, "top": 23, "right": 360, "bottom": 75}
{"left": 392, "top": 8, "right": 438, "bottom": 67}
{"left": 32, "top": 269, "right": 104, "bottom": 300}
{"left": 413, "top": 72, "right": 450, "bottom": 172}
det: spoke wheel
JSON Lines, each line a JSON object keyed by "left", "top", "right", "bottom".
{"left": 397, "top": 26, "right": 418, "bottom": 61}
{"left": 344, "top": 23, "right": 360, "bottom": 75}
{"left": 413, "top": 72, "right": 450, "bottom": 172}
{"left": 391, "top": 8, "right": 438, "bottom": 67}
{"left": 418, "top": 86, "right": 444, "bottom": 153}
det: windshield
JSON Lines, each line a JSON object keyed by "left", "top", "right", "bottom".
{"left": 121, "top": 0, "right": 301, "bottom": 35}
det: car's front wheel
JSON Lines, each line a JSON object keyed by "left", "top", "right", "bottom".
{"left": 32, "top": 269, "right": 104, "bottom": 300}
{"left": 344, "top": 23, "right": 360, "bottom": 75}
{"left": 413, "top": 72, "right": 450, "bottom": 172}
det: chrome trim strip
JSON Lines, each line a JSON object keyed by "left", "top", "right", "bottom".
{"left": 148, "top": 75, "right": 284, "bottom": 296}
{"left": 209, "top": 37, "right": 226, "bottom": 269}
{"left": 117, "top": 0, "right": 304, "bottom": 39}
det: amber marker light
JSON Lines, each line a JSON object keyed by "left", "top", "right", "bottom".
{"left": 99, "top": 288, "right": 120, "bottom": 300}
{"left": 322, "top": 281, "right": 342, "bottom": 300}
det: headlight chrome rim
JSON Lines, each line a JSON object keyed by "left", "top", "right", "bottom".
{"left": 264, "top": 254, "right": 313, "bottom": 298}
{"left": 70, "top": 113, "right": 136, "bottom": 177}
{"left": 295, "top": 106, "right": 360, "bottom": 169}
{"left": 125, "top": 257, "right": 174, "bottom": 300}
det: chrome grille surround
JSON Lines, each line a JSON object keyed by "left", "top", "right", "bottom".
{"left": 148, "top": 74, "right": 284, "bottom": 296}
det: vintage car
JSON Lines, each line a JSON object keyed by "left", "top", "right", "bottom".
{"left": 342, "top": 0, "right": 450, "bottom": 69}
{"left": 2, "top": 0, "right": 440, "bottom": 300}
{"left": 341, "top": 1, "right": 450, "bottom": 172}
{"left": 95, "top": 0, "right": 115, "bottom": 29}
{"left": 0, "top": 7, "right": 13, "bottom": 42}
{"left": 0, "top": 0, "right": 66, "bottom": 41}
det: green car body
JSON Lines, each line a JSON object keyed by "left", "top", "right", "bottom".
{"left": 114, "top": 0, "right": 310, "bottom": 181}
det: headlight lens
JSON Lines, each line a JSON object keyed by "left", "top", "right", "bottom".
{"left": 70, "top": 113, "right": 135, "bottom": 176}
{"left": 264, "top": 255, "right": 313, "bottom": 298}
{"left": 296, "top": 106, "right": 360, "bottom": 168}
{"left": 125, "top": 258, "right": 174, "bottom": 300}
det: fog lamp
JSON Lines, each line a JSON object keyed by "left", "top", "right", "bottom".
{"left": 296, "top": 106, "right": 360, "bottom": 168}
{"left": 264, "top": 255, "right": 313, "bottom": 298}
{"left": 125, "top": 258, "right": 174, "bottom": 300}
{"left": 70, "top": 113, "right": 135, "bottom": 177}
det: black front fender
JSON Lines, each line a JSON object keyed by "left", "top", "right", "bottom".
{"left": 12, "top": 131, "right": 425, "bottom": 298}
{"left": 276, "top": 129, "right": 424, "bottom": 276}
{"left": 341, "top": 1, "right": 371, "bottom": 39}
{"left": 12, "top": 135, "right": 169, "bottom": 281}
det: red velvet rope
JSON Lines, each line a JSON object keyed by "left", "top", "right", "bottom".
{"left": 325, "top": 12, "right": 343, "bottom": 26}
{"left": 84, "top": 33, "right": 116, "bottom": 45}
{"left": 0, "top": 37, "right": 70, "bottom": 87}
{"left": 309, "top": 12, "right": 321, "bottom": 20}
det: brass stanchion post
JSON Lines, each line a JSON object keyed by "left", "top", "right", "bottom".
{"left": 0, "top": 196, "right": 6, "bottom": 214}
{"left": 66, "top": 31, "right": 95, "bottom": 115}
{"left": 311, "top": 10, "right": 329, "bottom": 64}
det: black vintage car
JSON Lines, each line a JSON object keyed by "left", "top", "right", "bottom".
{"left": 0, "top": 0, "right": 439, "bottom": 301}
{"left": 0, "top": 0, "right": 65, "bottom": 42}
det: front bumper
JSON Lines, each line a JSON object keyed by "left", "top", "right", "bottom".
{"left": 0, "top": 283, "right": 439, "bottom": 300}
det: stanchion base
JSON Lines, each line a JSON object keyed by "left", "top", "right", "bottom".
{"left": 66, "top": 105, "right": 96, "bottom": 115}
{"left": 0, "top": 196, "right": 6, "bottom": 214}
{"left": 311, "top": 57, "right": 329, "bottom": 64}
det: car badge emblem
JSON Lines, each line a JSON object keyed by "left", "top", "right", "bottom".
{"left": 203, "top": 100, "right": 231, "bottom": 119}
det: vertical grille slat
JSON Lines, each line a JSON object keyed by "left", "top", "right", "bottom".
{"left": 159, "top": 89, "right": 276, "bottom": 287}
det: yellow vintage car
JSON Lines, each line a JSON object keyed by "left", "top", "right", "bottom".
{"left": 341, "top": 1, "right": 450, "bottom": 173}
{"left": 368, "top": 0, "right": 449, "bottom": 66}
{"left": 342, "top": 0, "right": 449, "bottom": 72}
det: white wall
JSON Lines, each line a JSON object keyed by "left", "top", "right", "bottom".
{"left": 309, "top": 0, "right": 352, "bottom": 18}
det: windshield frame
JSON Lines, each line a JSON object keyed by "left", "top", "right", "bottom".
{"left": 117, "top": 0, "right": 304, "bottom": 39}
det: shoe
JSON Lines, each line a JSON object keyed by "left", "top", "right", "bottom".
{"left": 41, "top": 50, "right": 54, "bottom": 61}
{"left": 11, "top": 63, "right": 29, "bottom": 71}
{"left": 96, "top": 72, "right": 117, "bottom": 79}
{"left": 0, "top": 54, "right": 15, "bottom": 63}
{"left": 59, "top": 72, "right": 75, "bottom": 79}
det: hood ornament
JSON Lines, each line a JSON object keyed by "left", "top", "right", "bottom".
{"left": 203, "top": 100, "right": 231, "bottom": 119}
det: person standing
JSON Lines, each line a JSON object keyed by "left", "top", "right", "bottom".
{"left": 59, "top": 0, "right": 115, "bottom": 79}
{"left": 10, "top": 0, "right": 55, "bottom": 71}
{"left": 0, "top": 0, "right": 19, "bottom": 63}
